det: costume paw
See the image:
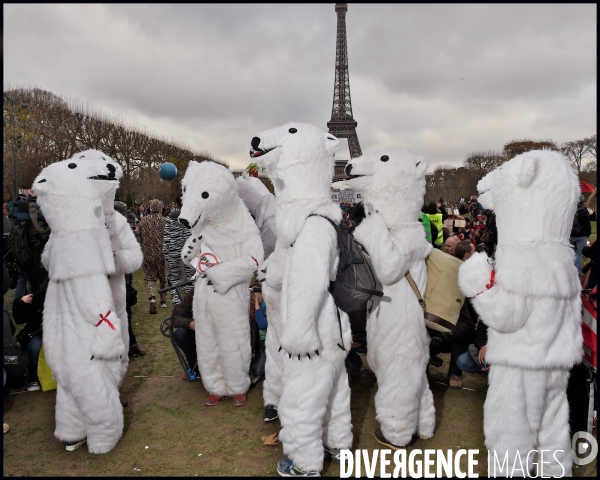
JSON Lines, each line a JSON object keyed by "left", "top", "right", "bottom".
{"left": 204, "top": 263, "right": 230, "bottom": 294}
{"left": 181, "top": 235, "right": 203, "bottom": 265}
{"left": 353, "top": 212, "right": 386, "bottom": 248}
{"left": 280, "top": 348, "right": 318, "bottom": 361}
{"left": 458, "top": 251, "right": 494, "bottom": 298}
{"left": 279, "top": 330, "right": 322, "bottom": 358}
{"left": 91, "top": 312, "right": 126, "bottom": 360}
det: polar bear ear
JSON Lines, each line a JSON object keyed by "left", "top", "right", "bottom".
{"left": 325, "top": 134, "right": 340, "bottom": 154}
{"left": 415, "top": 156, "right": 428, "bottom": 178}
{"left": 516, "top": 155, "right": 539, "bottom": 188}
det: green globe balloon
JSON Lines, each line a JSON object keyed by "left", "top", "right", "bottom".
{"left": 160, "top": 162, "right": 178, "bottom": 181}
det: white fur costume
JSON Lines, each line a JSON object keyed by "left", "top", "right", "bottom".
{"left": 458, "top": 150, "right": 583, "bottom": 477}
{"left": 235, "top": 174, "right": 283, "bottom": 408}
{"left": 252, "top": 122, "right": 353, "bottom": 473}
{"left": 179, "top": 161, "right": 264, "bottom": 397}
{"left": 72, "top": 150, "right": 143, "bottom": 384}
{"left": 342, "top": 148, "right": 435, "bottom": 447}
{"left": 34, "top": 158, "right": 126, "bottom": 454}
{"left": 236, "top": 174, "right": 278, "bottom": 258}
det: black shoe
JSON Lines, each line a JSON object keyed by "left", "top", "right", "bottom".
{"left": 373, "top": 428, "right": 404, "bottom": 450}
{"left": 263, "top": 404, "right": 278, "bottom": 422}
{"left": 65, "top": 438, "right": 87, "bottom": 451}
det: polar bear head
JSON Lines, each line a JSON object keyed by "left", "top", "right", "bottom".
{"left": 179, "top": 161, "right": 240, "bottom": 231}
{"left": 477, "top": 149, "right": 579, "bottom": 244}
{"left": 33, "top": 156, "right": 120, "bottom": 234}
{"left": 342, "top": 148, "right": 428, "bottom": 225}
{"left": 70, "top": 149, "right": 123, "bottom": 215}
{"left": 249, "top": 122, "right": 340, "bottom": 203}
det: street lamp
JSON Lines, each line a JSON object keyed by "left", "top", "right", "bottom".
{"left": 4, "top": 95, "right": 28, "bottom": 198}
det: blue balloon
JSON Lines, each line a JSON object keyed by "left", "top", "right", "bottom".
{"left": 160, "top": 162, "right": 178, "bottom": 181}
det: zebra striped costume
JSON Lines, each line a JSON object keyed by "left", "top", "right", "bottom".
{"left": 162, "top": 209, "right": 195, "bottom": 305}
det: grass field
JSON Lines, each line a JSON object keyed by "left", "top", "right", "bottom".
{"left": 3, "top": 267, "right": 597, "bottom": 477}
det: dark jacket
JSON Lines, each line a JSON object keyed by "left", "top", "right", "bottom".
{"left": 439, "top": 301, "right": 476, "bottom": 346}
{"left": 571, "top": 203, "right": 592, "bottom": 238}
{"left": 474, "top": 321, "right": 488, "bottom": 349}
{"left": 170, "top": 287, "right": 195, "bottom": 328}
{"left": 582, "top": 240, "right": 596, "bottom": 290}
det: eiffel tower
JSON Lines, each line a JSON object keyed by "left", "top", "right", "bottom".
{"left": 327, "top": 3, "right": 362, "bottom": 181}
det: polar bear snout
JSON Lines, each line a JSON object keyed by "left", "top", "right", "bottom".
{"left": 179, "top": 217, "right": 190, "bottom": 229}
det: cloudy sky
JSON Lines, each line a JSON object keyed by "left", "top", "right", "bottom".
{"left": 4, "top": 3, "right": 596, "bottom": 171}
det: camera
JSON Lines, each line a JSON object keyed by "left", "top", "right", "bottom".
{"left": 250, "top": 286, "right": 262, "bottom": 293}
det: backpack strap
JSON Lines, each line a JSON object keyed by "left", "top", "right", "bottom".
{"left": 405, "top": 272, "right": 426, "bottom": 312}
{"left": 28, "top": 198, "right": 50, "bottom": 234}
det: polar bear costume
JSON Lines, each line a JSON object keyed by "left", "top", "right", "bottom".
{"left": 251, "top": 122, "right": 353, "bottom": 473}
{"left": 458, "top": 150, "right": 582, "bottom": 477}
{"left": 235, "top": 174, "right": 283, "bottom": 410}
{"left": 236, "top": 174, "right": 277, "bottom": 258}
{"left": 342, "top": 148, "right": 435, "bottom": 447}
{"left": 72, "top": 150, "right": 143, "bottom": 384}
{"left": 179, "top": 161, "right": 264, "bottom": 398}
{"left": 34, "top": 158, "right": 126, "bottom": 454}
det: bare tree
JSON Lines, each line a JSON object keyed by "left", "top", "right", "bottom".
{"left": 502, "top": 139, "right": 558, "bottom": 159}
{"left": 561, "top": 139, "right": 589, "bottom": 175}
{"left": 3, "top": 85, "right": 226, "bottom": 202}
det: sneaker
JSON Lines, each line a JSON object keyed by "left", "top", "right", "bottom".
{"left": 323, "top": 446, "right": 347, "bottom": 464}
{"left": 149, "top": 300, "right": 157, "bottom": 315}
{"left": 263, "top": 404, "right": 279, "bottom": 422}
{"left": 204, "top": 394, "right": 225, "bottom": 406}
{"left": 232, "top": 393, "right": 247, "bottom": 407}
{"left": 277, "top": 457, "right": 320, "bottom": 477}
{"left": 160, "top": 302, "right": 167, "bottom": 308}
{"left": 65, "top": 438, "right": 87, "bottom": 451}
{"left": 3, "top": 423, "right": 9, "bottom": 434}
{"left": 448, "top": 373, "right": 463, "bottom": 389}
{"left": 128, "top": 344, "right": 147, "bottom": 357}
{"left": 250, "top": 373, "right": 264, "bottom": 385}
{"left": 373, "top": 428, "right": 404, "bottom": 450}
{"left": 27, "top": 382, "right": 41, "bottom": 392}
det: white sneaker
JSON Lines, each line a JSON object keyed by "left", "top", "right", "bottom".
{"left": 27, "top": 382, "right": 41, "bottom": 392}
{"left": 65, "top": 439, "right": 87, "bottom": 451}
{"left": 160, "top": 302, "right": 167, "bottom": 308}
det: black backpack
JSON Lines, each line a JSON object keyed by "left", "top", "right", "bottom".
{"left": 308, "top": 214, "right": 383, "bottom": 351}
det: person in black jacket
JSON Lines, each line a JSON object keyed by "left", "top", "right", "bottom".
{"left": 427, "top": 301, "right": 476, "bottom": 389}
{"left": 170, "top": 287, "right": 198, "bottom": 379}
{"left": 13, "top": 272, "right": 48, "bottom": 392}
{"left": 455, "top": 316, "right": 489, "bottom": 375}
{"left": 570, "top": 196, "right": 592, "bottom": 273}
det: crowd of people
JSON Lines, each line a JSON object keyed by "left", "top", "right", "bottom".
{"left": 2, "top": 141, "right": 597, "bottom": 476}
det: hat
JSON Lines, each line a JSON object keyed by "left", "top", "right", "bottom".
{"left": 114, "top": 201, "right": 128, "bottom": 214}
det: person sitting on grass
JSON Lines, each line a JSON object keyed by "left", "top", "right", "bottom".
{"left": 170, "top": 287, "right": 199, "bottom": 380}
{"left": 455, "top": 317, "right": 489, "bottom": 376}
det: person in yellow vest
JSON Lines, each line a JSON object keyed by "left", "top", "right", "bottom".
{"left": 426, "top": 202, "right": 443, "bottom": 248}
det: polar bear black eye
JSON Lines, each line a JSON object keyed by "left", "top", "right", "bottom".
{"left": 183, "top": 186, "right": 186, "bottom": 193}
{"left": 201, "top": 192, "right": 209, "bottom": 199}
{"left": 68, "top": 163, "right": 77, "bottom": 169}
{"left": 288, "top": 128, "right": 297, "bottom": 134}
{"left": 380, "top": 155, "right": 389, "bottom": 162}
